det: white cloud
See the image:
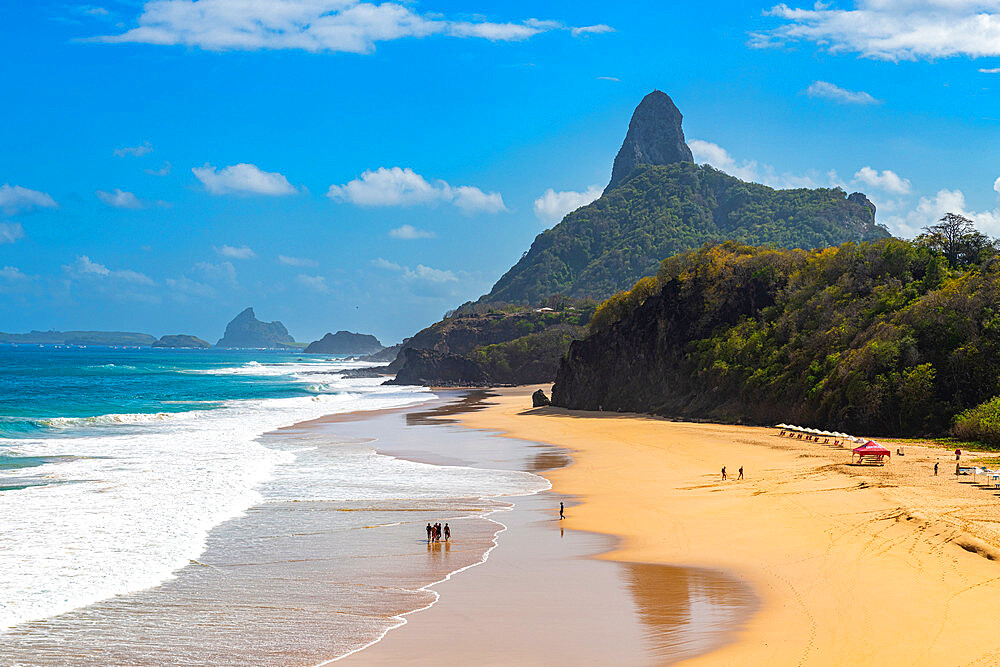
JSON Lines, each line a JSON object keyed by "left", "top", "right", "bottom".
{"left": 0, "top": 184, "right": 57, "bottom": 215}
{"left": 805, "top": 81, "right": 880, "bottom": 105}
{"left": 0, "top": 222, "right": 25, "bottom": 244}
{"left": 596, "top": 76, "right": 620, "bottom": 81}
{"left": 146, "top": 161, "right": 172, "bottom": 176}
{"left": 980, "top": 67, "right": 1000, "bottom": 73}
{"left": 96, "top": 188, "right": 144, "bottom": 208}
{"left": 0, "top": 266, "right": 29, "bottom": 281}
{"left": 371, "top": 257, "right": 457, "bottom": 283}
{"left": 215, "top": 244, "right": 255, "bottom": 259}
{"left": 165, "top": 275, "right": 216, "bottom": 298}
{"left": 533, "top": 185, "right": 602, "bottom": 223}
{"left": 93, "top": 0, "right": 608, "bottom": 53}
{"left": 571, "top": 24, "right": 614, "bottom": 37}
{"left": 689, "top": 140, "right": 763, "bottom": 183}
{"left": 297, "top": 274, "right": 329, "bottom": 292}
{"left": 65, "top": 255, "right": 155, "bottom": 285}
{"left": 880, "top": 186, "right": 1000, "bottom": 238}
{"left": 193, "top": 163, "right": 296, "bottom": 195}
{"left": 278, "top": 254, "right": 319, "bottom": 267}
{"left": 994, "top": 176, "right": 1000, "bottom": 194}
{"left": 114, "top": 141, "right": 153, "bottom": 157}
{"left": 853, "top": 167, "right": 912, "bottom": 194}
{"left": 389, "top": 224, "right": 435, "bottom": 239}
{"left": 328, "top": 167, "right": 505, "bottom": 213}
{"left": 754, "top": 2, "right": 1000, "bottom": 61}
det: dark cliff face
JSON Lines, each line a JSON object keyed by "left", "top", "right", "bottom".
{"left": 552, "top": 276, "right": 770, "bottom": 419}
{"left": 304, "top": 331, "right": 383, "bottom": 354}
{"left": 216, "top": 307, "right": 295, "bottom": 348}
{"left": 605, "top": 90, "right": 693, "bottom": 193}
{"left": 386, "top": 348, "right": 490, "bottom": 387}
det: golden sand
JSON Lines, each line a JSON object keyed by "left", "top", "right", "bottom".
{"left": 455, "top": 387, "right": 1000, "bottom": 665}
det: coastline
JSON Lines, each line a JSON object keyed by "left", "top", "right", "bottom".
{"left": 446, "top": 386, "right": 1000, "bottom": 665}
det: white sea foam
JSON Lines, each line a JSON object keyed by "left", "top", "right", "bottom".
{"left": 0, "top": 363, "right": 436, "bottom": 632}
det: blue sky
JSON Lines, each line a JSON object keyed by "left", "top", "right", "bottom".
{"left": 3, "top": 1, "right": 1000, "bottom": 344}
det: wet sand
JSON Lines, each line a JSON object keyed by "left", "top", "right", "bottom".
{"left": 451, "top": 386, "right": 1000, "bottom": 666}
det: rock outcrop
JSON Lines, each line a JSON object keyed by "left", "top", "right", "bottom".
{"left": 605, "top": 90, "right": 693, "bottom": 193}
{"left": 359, "top": 342, "right": 403, "bottom": 363}
{"left": 216, "top": 307, "right": 295, "bottom": 349}
{"left": 152, "top": 334, "right": 210, "bottom": 348}
{"left": 304, "top": 331, "right": 383, "bottom": 355}
{"left": 532, "top": 389, "right": 551, "bottom": 407}
{"left": 386, "top": 348, "right": 490, "bottom": 387}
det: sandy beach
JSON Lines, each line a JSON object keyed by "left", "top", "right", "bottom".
{"left": 435, "top": 386, "right": 1000, "bottom": 666}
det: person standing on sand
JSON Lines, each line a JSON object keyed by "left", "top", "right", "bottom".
{"left": 738, "top": 466, "right": 744, "bottom": 480}
{"left": 935, "top": 462, "right": 939, "bottom": 476}
{"left": 426, "top": 523, "right": 433, "bottom": 542}
{"left": 721, "top": 466, "right": 727, "bottom": 481}
{"left": 560, "top": 502, "right": 565, "bottom": 519}
{"left": 444, "top": 523, "right": 451, "bottom": 541}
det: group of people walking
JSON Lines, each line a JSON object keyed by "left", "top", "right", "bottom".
{"left": 721, "top": 466, "right": 744, "bottom": 481}
{"left": 426, "top": 522, "right": 450, "bottom": 543}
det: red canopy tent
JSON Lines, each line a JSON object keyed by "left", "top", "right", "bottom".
{"left": 852, "top": 441, "right": 891, "bottom": 465}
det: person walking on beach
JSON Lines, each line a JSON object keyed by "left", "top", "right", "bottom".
{"left": 560, "top": 502, "right": 565, "bottom": 519}
{"left": 426, "top": 523, "right": 433, "bottom": 542}
{"left": 721, "top": 466, "right": 727, "bottom": 481}
{"left": 934, "top": 462, "right": 939, "bottom": 476}
{"left": 443, "top": 523, "right": 451, "bottom": 541}
{"left": 738, "top": 466, "right": 744, "bottom": 480}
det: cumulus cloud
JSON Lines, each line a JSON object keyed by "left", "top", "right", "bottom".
{"left": 64, "top": 255, "right": 155, "bottom": 285}
{"left": 371, "top": 257, "right": 457, "bottom": 283}
{"left": 193, "top": 260, "right": 238, "bottom": 284}
{"left": 389, "top": 224, "right": 435, "bottom": 239}
{"left": 853, "top": 167, "right": 912, "bottom": 194}
{"left": 215, "top": 244, "right": 255, "bottom": 259}
{"left": 571, "top": 24, "right": 615, "bottom": 36}
{"left": 690, "top": 139, "right": 850, "bottom": 191}
{"left": 533, "top": 185, "right": 602, "bottom": 223}
{"left": 114, "top": 141, "right": 153, "bottom": 157}
{"left": 805, "top": 81, "right": 880, "bottom": 105}
{"left": 296, "top": 274, "right": 329, "bottom": 292}
{"left": 328, "top": 167, "right": 505, "bottom": 213}
{"left": 879, "top": 185, "right": 1000, "bottom": 239}
{"left": 0, "top": 184, "right": 57, "bottom": 215}
{"left": 0, "top": 266, "right": 29, "bottom": 281}
{"left": 193, "top": 163, "right": 296, "bottom": 195}
{"left": 278, "top": 254, "right": 319, "bottom": 267}
{"left": 994, "top": 176, "right": 1000, "bottom": 194}
{"left": 92, "top": 0, "right": 610, "bottom": 53}
{"left": 96, "top": 188, "right": 144, "bottom": 208}
{"left": 0, "top": 222, "right": 25, "bottom": 244}
{"left": 754, "top": 2, "right": 1000, "bottom": 61}
{"left": 689, "top": 140, "right": 763, "bottom": 183}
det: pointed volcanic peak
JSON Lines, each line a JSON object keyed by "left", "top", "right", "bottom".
{"left": 605, "top": 90, "right": 693, "bottom": 193}
{"left": 216, "top": 307, "right": 295, "bottom": 349}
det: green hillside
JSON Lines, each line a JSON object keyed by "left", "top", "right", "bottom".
{"left": 485, "top": 163, "right": 889, "bottom": 305}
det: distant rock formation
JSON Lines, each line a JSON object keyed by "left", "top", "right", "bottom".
{"left": 304, "top": 331, "right": 383, "bottom": 355}
{"left": 152, "top": 334, "right": 210, "bottom": 348}
{"left": 216, "top": 307, "right": 295, "bottom": 349}
{"left": 359, "top": 342, "right": 403, "bottom": 363}
{"left": 605, "top": 90, "right": 693, "bottom": 193}
{"left": 0, "top": 330, "right": 157, "bottom": 346}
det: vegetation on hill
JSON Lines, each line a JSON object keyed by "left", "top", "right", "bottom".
{"left": 0, "top": 331, "right": 157, "bottom": 346}
{"left": 484, "top": 162, "right": 889, "bottom": 305}
{"left": 554, "top": 216, "right": 1000, "bottom": 438}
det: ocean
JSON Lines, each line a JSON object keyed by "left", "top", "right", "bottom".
{"left": 0, "top": 346, "right": 548, "bottom": 662}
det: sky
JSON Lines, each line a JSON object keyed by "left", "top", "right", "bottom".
{"left": 3, "top": 0, "right": 1000, "bottom": 344}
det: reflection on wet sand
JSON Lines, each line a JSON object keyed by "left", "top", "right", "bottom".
{"left": 623, "top": 562, "right": 757, "bottom": 661}
{"left": 405, "top": 390, "right": 496, "bottom": 425}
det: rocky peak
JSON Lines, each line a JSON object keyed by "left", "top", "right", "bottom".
{"left": 606, "top": 90, "right": 693, "bottom": 193}
{"left": 216, "top": 307, "right": 295, "bottom": 348}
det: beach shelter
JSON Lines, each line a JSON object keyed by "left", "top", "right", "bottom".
{"left": 852, "top": 441, "right": 891, "bottom": 465}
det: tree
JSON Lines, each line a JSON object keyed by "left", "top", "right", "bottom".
{"left": 917, "top": 213, "right": 996, "bottom": 267}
